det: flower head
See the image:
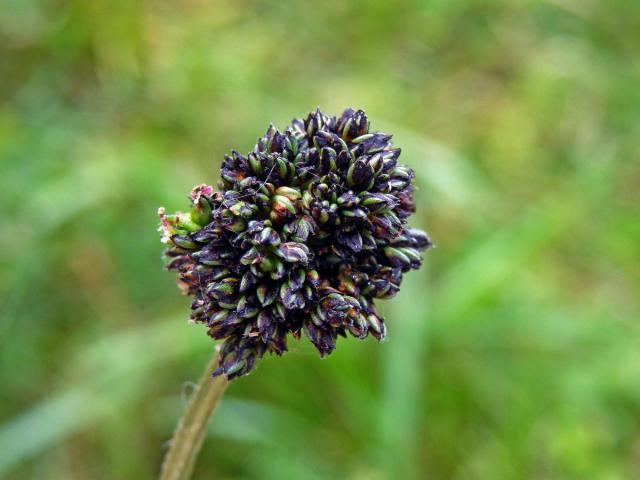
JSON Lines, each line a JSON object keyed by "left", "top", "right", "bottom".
{"left": 159, "top": 108, "right": 432, "bottom": 379}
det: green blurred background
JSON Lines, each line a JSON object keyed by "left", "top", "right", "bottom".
{"left": 1, "top": 0, "right": 639, "bottom": 478}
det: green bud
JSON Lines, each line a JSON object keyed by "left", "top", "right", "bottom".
{"left": 270, "top": 259, "right": 286, "bottom": 279}
{"left": 171, "top": 235, "right": 197, "bottom": 249}
{"left": 302, "top": 191, "right": 314, "bottom": 208}
{"left": 248, "top": 154, "right": 261, "bottom": 174}
{"left": 237, "top": 295, "right": 259, "bottom": 318}
{"left": 342, "top": 208, "right": 367, "bottom": 219}
{"left": 173, "top": 213, "right": 200, "bottom": 233}
{"left": 190, "top": 198, "right": 212, "bottom": 226}
{"left": 207, "top": 278, "right": 238, "bottom": 297}
{"left": 384, "top": 247, "right": 411, "bottom": 268}
{"left": 311, "top": 307, "right": 325, "bottom": 327}
{"left": 258, "top": 256, "right": 276, "bottom": 273}
{"left": 275, "top": 186, "right": 302, "bottom": 201}
{"left": 367, "top": 315, "right": 382, "bottom": 334}
{"left": 277, "top": 157, "right": 289, "bottom": 178}
{"left": 257, "top": 284, "right": 276, "bottom": 306}
{"left": 286, "top": 135, "right": 299, "bottom": 156}
{"left": 352, "top": 133, "right": 374, "bottom": 144}
{"left": 240, "top": 246, "right": 260, "bottom": 265}
{"left": 341, "top": 118, "right": 353, "bottom": 140}
{"left": 273, "top": 195, "right": 296, "bottom": 213}
{"left": 209, "top": 310, "right": 229, "bottom": 324}
{"left": 224, "top": 360, "right": 246, "bottom": 376}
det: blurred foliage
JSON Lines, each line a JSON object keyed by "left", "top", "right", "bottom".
{"left": 1, "top": 0, "right": 639, "bottom": 479}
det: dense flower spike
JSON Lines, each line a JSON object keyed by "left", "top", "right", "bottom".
{"left": 159, "top": 108, "right": 432, "bottom": 379}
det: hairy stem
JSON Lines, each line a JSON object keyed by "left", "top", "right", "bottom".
{"left": 160, "top": 350, "right": 228, "bottom": 480}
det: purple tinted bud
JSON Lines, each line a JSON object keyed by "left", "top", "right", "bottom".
{"left": 276, "top": 242, "right": 310, "bottom": 264}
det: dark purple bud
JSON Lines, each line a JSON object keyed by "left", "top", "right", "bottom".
{"left": 337, "top": 191, "right": 359, "bottom": 207}
{"left": 285, "top": 215, "right": 315, "bottom": 243}
{"left": 280, "top": 282, "right": 306, "bottom": 310}
{"left": 257, "top": 311, "right": 275, "bottom": 342}
{"left": 240, "top": 270, "right": 260, "bottom": 293}
{"left": 289, "top": 117, "right": 305, "bottom": 136}
{"left": 357, "top": 133, "right": 392, "bottom": 154}
{"left": 312, "top": 131, "right": 333, "bottom": 149}
{"left": 371, "top": 213, "right": 402, "bottom": 239}
{"left": 407, "top": 228, "right": 433, "bottom": 250}
{"left": 337, "top": 108, "right": 369, "bottom": 140}
{"left": 337, "top": 230, "right": 363, "bottom": 253}
{"left": 366, "top": 267, "right": 402, "bottom": 299}
{"left": 276, "top": 242, "right": 310, "bottom": 264}
{"left": 191, "top": 248, "right": 225, "bottom": 266}
{"left": 336, "top": 150, "right": 352, "bottom": 170}
{"left": 289, "top": 268, "right": 306, "bottom": 291}
{"left": 271, "top": 131, "right": 285, "bottom": 153}
{"left": 190, "top": 227, "right": 223, "bottom": 244}
{"left": 240, "top": 246, "right": 261, "bottom": 266}
{"left": 347, "top": 159, "right": 375, "bottom": 188}
{"left": 319, "top": 146, "right": 337, "bottom": 172}
{"left": 256, "top": 227, "right": 281, "bottom": 247}
{"left": 305, "top": 107, "right": 334, "bottom": 136}
{"left": 246, "top": 219, "right": 269, "bottom": 235}
{"left": 255, "top": 124, "right": 277, "bottom": 153}
{"left": 303, "top": 321, "right": 336, "bottom": 357}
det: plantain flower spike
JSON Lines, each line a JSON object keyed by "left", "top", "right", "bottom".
{"left": 159, "top": 108, "right": 432, "bottom": 379}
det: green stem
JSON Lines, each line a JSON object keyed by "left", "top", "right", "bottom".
{"left": 159, "top": 350, "right": 228, "bottom": 480}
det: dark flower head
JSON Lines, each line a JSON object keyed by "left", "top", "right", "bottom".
{"left": 159, "top": 107, "right": 432, "bottom": 379}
